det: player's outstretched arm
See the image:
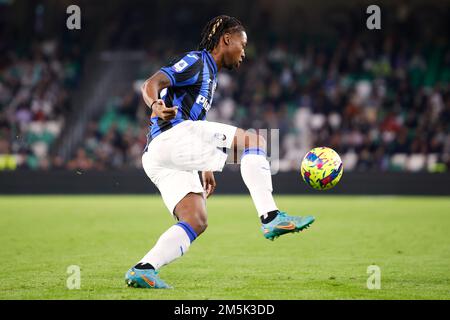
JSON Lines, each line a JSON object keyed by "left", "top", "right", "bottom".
{"left": 141, "top": 71, "right": 178, "bottom": 120}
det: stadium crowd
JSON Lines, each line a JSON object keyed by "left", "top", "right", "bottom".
{"left": 70, "top": 35, "right": 450, "bottom": 172}
{"left": 0, "top": 40, "right": 81, "bottom": 170}
{"left": 1, "top": 2, "right": 449, "bottom": 173}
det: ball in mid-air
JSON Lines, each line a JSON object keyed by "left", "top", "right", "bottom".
{"left": 301, "top": 147, "right": 343, "bottom": 190}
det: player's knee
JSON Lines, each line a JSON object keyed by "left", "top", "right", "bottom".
{"left": 247, "top": 133, "right": 266, "bottom": 151}
{"left": 235, "top": 129, "right": 267, "bottom": 152}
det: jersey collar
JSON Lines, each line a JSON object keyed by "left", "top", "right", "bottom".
{"left": 204, "top": 49, "right": 218, "bottom": 74}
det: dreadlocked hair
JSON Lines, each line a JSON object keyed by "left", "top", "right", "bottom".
{"left": 198, "top": 15, "right": 245, "bottom": 51}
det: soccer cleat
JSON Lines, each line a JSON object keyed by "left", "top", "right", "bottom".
{"left": 261, "top": 211, "right": 315, "bottom": 241}
{"left": 125, "top": 267, "right": 172, "bottom": 289}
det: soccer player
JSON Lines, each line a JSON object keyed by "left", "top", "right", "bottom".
{"left": 125, "top": 15, "right": 314, "bottom": 289}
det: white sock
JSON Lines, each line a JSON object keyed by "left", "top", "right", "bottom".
{"left": 240, "top": 149, "right": 278, "bottom": 218}
{"left": 139, "top": 222, "right": 197, "bottom": 270}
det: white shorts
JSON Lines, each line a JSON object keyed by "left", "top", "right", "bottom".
{"left": 142, "top": 120, "right": 237, "bottom": 215}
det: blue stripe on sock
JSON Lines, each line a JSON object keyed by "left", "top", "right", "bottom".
{"left": 241, "top": 148, "right": 266, "bottom": 159}
{"left": 176, "top": 221, "right": 198, "bottom": 243}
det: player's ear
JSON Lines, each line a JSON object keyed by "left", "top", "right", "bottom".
{"left": 223, "top": 33, "right": 231, "bottom": 46}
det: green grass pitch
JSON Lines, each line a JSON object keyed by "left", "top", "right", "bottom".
{"left": 0, "top": 195, "right": 449, "bottom": 300}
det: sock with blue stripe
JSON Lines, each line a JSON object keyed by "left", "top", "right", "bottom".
{"left": 138, "top": 221, "right": 197, "bottom": 270}
{"left": 240, "top": 148, "right": 278, "bottom": 219}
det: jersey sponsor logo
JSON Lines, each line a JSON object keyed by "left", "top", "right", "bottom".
{"left": 196, "top": 94, "right": 212, "bottom": 112}
{"left": 172, "top": 59, "right": 189, "bottom": 72}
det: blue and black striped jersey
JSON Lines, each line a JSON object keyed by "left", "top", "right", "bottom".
{"left": 145, "top": 49, "right": 218, "bottom": 148}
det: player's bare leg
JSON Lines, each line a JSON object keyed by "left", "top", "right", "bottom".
{"left": 173, "top": 193, "right": 208, "bottom": 236}
{"left": 233, "top": 129, "right": 315, "bottom": 240}
{"left": 125, "top": 193, "right": 206, "bottom": 288}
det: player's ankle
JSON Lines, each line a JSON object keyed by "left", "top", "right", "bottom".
{"left": 134, "top": 262, "right": 155, "bottom": 270}
{"left": 260, "top": 210, "right": 279, "bottom": 224}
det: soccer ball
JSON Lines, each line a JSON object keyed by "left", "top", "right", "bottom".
{"left": 300, "top": 147, "right": 343, "bottom": 190}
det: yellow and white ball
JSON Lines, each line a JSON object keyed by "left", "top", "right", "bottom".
{"left": 301, "top": 147, "right": 343, "bottom": 190}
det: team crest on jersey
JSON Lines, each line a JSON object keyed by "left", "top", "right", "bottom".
{"left": 172, "top": 59, "right": 189, "bottom": 72}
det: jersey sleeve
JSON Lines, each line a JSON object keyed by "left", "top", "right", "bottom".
{"left": 160, "top": 53, "right": 202, "bottom": 87}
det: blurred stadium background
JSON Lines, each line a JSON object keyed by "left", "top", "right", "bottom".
{"left": 1, "top": 0, "right": 450, "bottom": 301}
{"left": 0, "top": 0, "right": 449, "bottom": 195}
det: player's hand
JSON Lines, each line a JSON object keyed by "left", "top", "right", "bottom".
{"left": 202, "top": 171, "right": 216, "bottom": 199}
{"left": 153, "top": 99, "right": 178, "bottom": 121}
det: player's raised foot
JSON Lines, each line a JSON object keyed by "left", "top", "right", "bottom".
{"left": 261, "top": 211, "right": 315, "bottom": 241}
{"left": 125, "top": 267, "right": 172, "bottom": 289}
